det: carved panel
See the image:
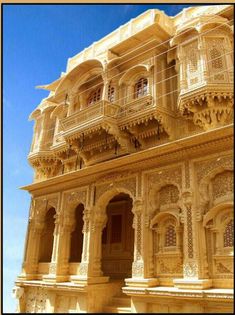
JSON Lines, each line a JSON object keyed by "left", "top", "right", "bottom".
{"left": 185, "top": 160, "right": 190, "bottom": 189}
{"left": 211, "top": 170, "right": 233, "bottom": 201}
{"left": 196, "top": 155, "right": 232, "bottom": 184}
{"left": 156, "top": 254, "right": 183, "bottom": 276}
{"left": 132, "top": 261, "right": 144, "bottom": 277}
{"left": 183, "top": 261, "right": 198, "bottom": 278}
{"left": 223, "top": 219, "right": 233, "bottom": 248}
{"left": 159, "top": 185, "right": 179, "bottom": 207}
{"left": 25, "top": 287, "right": 47, "bottom": 313}
{"left": 213, "top": 256, "right": 234, "bottom": 279}
{"left": 95, "top": 176, "right": 137, "bottom": 201}
{"left": 65, "top": 188, "right": 87, "bottom": 207}
{"left": 148, "top": 167, "right": 182, "bottom": 189}
{"left": 165, "top": 224, "right": 176, "bottom": 247}
{"left": 186, "top": 205, "right": 194, "bottom": 259}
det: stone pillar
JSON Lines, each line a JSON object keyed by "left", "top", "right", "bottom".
{"left": 199, "top": 45, "right": 209, "bottom": 83}
{"left": 38, "top": 108, "right": 53, "bottom": 150}
{"left": 71, "top": 208, "right": 109, "bottom": 284}
{"left": 125, "top": 199, "right": 158, "bottom": 287}
{"left": 43, "top": 212, "right": 75, "bottom": 282}
{"left": 173, "top": 190, "right": 212, "bottom": 289}
{"left": 71, "top": 207, "right": 91, "bottom": 282}
{"left": 126, "top": 84, "right": 133, "bottom": 103}
{"left": 67, "top": 93, "right": 75, "bottom": 116}
{"left": 177, "top": 47, "right": 187, "bottom": 91}
{"left": 142, "top": 213, "right": 157, "bottom": 283}
{"left": 18, "top": 217, "right": 45, "bottom": 280}
{"left": 102, "top": 79, "right": 109, "bottom": 101}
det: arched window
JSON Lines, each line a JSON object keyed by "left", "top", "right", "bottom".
{"left": 134, "top": 77, "right": 148, "bottom": 98}
{"left": 39, "top": 208, "right": 56, "bottom": 262}
{"left": 69, "top": 204, "right": 84, "bottom": 262}
{"left": 87, "top": 87, "right": 102, "bottom": 105}
{"left": 224, "top": 219, "right": 234, "bottom": 248}
{"left": 108, "top": 85, "right": 115, "bottom": 102}
{"left": 165, "top": 224, "right": 177, "bottom": 247}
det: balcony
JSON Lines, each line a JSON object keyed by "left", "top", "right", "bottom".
{"left": 118, "top": 94, "right": 155, "bottom": 128}
{"left": 60, "top": 100, "right": 120, "bottom": 138}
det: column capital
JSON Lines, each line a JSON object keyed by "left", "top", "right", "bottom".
{"left": 181, "top": 189, "right": 193, "bottom": 208}
{"left": 132, "top": 198, "right": 144, "bottom": 215}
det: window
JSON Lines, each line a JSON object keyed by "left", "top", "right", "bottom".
{"left": 189, "top": 49, "right": 198, "bottom": 72}
{"left": 165, "top": 224, "right": 176, "bottom": 247}
{"left": 87, "top": 87, "right": 102, "bottom": 105}
{"left": 39, "top": 208, "right": 56, "bottom": 262}
{"left": 108, "top": 85, "right": 115, "bottom": 102}
{"left": 69, "top": 204, "right": 84, "bottom": 262}
{"left": 134, "top": 77, "right": 148, "bottom": 98}
{"left": 210, "top": 47, "right": 223, "bottom": 70}
{"left": 224, "top": 219, "right": 233, "bottom": 248}
{"left": 111, "top": 215, "right": 122, "bottom": 243}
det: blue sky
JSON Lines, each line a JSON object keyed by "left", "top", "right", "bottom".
{"left": 3, "top": 4, "right": 192, "bottom": 312}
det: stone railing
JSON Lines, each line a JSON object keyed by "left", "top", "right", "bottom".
{"left": 60, "top": 101, "right": 120, "bottom": 132}
{"left": 118, "top": 94, "right": 154, "bottom": 118}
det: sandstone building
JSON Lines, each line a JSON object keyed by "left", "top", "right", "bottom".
{"left": 13, "top": 4, "right": 234, "bottom": 313}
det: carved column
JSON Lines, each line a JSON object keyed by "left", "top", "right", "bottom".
{"left": 71, "top": 207, "right": 109, "bottom": 284}
{"left": 178, "top": 48, "right": 187, "bottom": 91}
{"left": 77, "top": 208, "right": 91, "bottom": 277}
{"left": 89, "top": 211, "right": 108, "bottom": 277}
{"left": 125, "top": 199, "right": 158, "bottom": 287}
{"left": 38, "top": 108, "right": 53, "bottom": 150}
{"left": 70, "top": 207, "right": 91, "bottom": 282}
{"left": 126, "top": 84, "right": 133, "bottom": 103}
{"left": 173, "top": 190, "right": 212, "bottom": 289}
{"left": 67, "top": 95, "right": 73, "bottom": 116}
{"left": 19, "top": 218, "right": 45, "bottom": 280}
{"left": 43, "top": 211, "right": 74, "bottom": 282}
{"left": 18, "top": 198, "right": 48, "bottom": 280}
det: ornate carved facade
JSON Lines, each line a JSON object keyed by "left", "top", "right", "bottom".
{"left": 13, "top": 5, "right": 233, "bottom": 313}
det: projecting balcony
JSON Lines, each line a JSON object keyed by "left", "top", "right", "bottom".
{"left": 118, "top": 94, "right": 155, "bottom": 128}
{"left": 60, "top": 100, "right": 120, "bottom": 138}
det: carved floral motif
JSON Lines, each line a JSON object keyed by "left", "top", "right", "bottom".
{"left": 211, "top": 170, "right": 233, "bottom": 201}
{"left": 196, "top": 155, "right": 232, "bottom": 184}
{"left": 25, "top": 287, "right": 47, "bottom": 313}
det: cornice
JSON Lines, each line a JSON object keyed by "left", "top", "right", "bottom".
{"left": 123, "top": 286, "right": 234, "bottom": 301}
{"left": 20, "top": 124, "right": 233, "bottom": 196}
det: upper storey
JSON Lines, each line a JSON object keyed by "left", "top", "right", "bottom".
{"left": 28, "top": 5, "right": 234, "bottom": 182}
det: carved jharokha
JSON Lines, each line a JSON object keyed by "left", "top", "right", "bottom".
{"left": 14, "top": 5, "right": 233, "bottom": 314}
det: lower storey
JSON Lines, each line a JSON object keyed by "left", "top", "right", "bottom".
{"left": 13, "top": 280, "right": 233, "bottom": 313}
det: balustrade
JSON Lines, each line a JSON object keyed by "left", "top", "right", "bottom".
{"left": 61, "top": 101, "right": 120, "bottom": 132}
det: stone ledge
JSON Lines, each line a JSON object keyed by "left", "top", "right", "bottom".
{"left": 173, "top": 278, "right": 212, "bottom": 290}
{"left": 122, "top": 286, "right": 234, "bottom": 301}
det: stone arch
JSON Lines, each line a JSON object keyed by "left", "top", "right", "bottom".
{"left": 55, "top": 59, "right": 104, "bottom": 96}
{"left": 72, "top": 67, "right": 104, "bottom": 94}
{"left": 203, "top": 201, "right": 233, "bottom": 283}
{"left": 203, "top": 202, "right": 233, "bottom": 227}
{"left": 119, "top": 64, "right": 152, "bottom": 86}
{"left": 91, "top": 187, "right": 136, "bottom": 279}
{"left": 69, "top": 203, "right": 85, "bottom": 263}
{"left": 33, "top": 197, "right": 59, "bottom": 221}
{"left": 199, "top": 165, "right": 233, "bottom": 206}
{"left": 38, "top": 207, "right": 56, "bottom": 263}
{"left": 95, "top": 186, "right": 136, "bottom": 216}
{"left": 150, "top": 211, "right": 180, "bottom": 229}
